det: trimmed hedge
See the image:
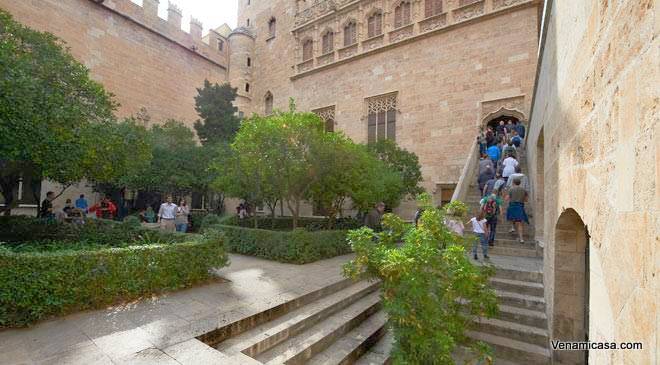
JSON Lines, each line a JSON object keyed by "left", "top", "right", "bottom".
{"left": 0, "top": 230, "right": 228, "bottom": 327}
{"left": 212, "top": 224, "right": 351, "bottom": 264}
{"left": 222, "top": 215, "right": 362, "bottom": 231}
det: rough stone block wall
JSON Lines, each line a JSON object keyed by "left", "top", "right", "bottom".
{"left": 526, "top": 0, "right": 657, "bottom": 363}
{"left": 0, "top": 0, "right": 227, "bottom": 126}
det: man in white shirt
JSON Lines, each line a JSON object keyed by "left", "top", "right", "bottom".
{"left": 157, "top": 196, "right": 178, "bottom": 232}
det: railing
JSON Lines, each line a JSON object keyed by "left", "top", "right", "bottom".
{"left": 451, "top": 139, "right": 479, "bottom": 203}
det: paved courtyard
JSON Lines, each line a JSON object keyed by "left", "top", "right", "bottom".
{"left": 0, "top": 254, "right": 355, "bottom": 365}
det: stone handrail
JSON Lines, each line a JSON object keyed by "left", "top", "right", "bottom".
{"left": 451, "top": 140, "right": 479, "bottom": 203}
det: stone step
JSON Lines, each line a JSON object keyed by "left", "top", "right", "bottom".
{"left": 466, "top": 331, "right": 550, "bottom": 364}
{"left": 487, "top": 245, "right": 539, "bottom": 258}
{"left": 472, "top": 317, "right": 549, "bottom": 347}
{"left": 453, "top": 345, "right": 527, "bottom": 365}
{"left": 497, "top": 304, "right": 548, "bottom": 329}
{"left": 215, "top": 280, "right": 380, "bottom": 357}
{"left": 489, "top": 277, "right": 544, "bottom": 297}
{"left": 495, "top": 290, "right": 546, "bottom": 312}
{"left": 197, "top": 278, "right": 357, "bottom": 347}
{"left": 256, "top": 291, "right": 382, "bottom": 364}
{"left": 307, "top": 311, "right": 388, "bottom": 365}
{"left": 355, "top": 331, "right": 393, "bottom": 365}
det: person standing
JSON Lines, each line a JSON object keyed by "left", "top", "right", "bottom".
{"left": 480, "top": 188, "right": 504, "bottom": 246}
{"left": 478, "top": 166, "right": 495, "bottom": 196}
{"left": 175, "top": 199, "right": 190, "bottom": 233}
{"left": 89, "top": 196, "right": 117, "bottom": 220}
{"left": 39, "top": 191, "right": 55, "bottom": 220}
{"left": 75, "top": 194, "right": 88, "bottom": 213}
{"left": 157, "top": 196, "right": 177, "bottom": 232}
{"left": 364, "top": 202, "right": 385, "bottom": 231}
{"left": 468, "top": 211, "right": 489, "bottom": 260}
{"left": 486, "top": 143, "right": 501, "bottom": 169}
{"left": 505, "top": 178, "right": 529, "bottom": 244}
{"left": 506, "top": 165, "right": 530, "bottom": 192}
{"left": 511, "top": 130, "right": 523, "bottom": 148}
{"left": 501, "top": 154, "right": 519, "bottom": 183}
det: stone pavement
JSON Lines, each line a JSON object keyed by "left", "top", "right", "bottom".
{"left": 0, "top": 253, "right": 355, "bottom": 365}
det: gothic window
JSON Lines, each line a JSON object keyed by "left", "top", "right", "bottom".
{"left": 394, "top": 1, "right": 412, "bottom": 28}
{"left": 425, "top": 0, "right": 443, "bottom": 17}
{"left": 322, "top": 30, "right": 334, "bottom": 54}
{"left": 247, "top": 57, "right": 251, "bottom": 67}
{"left": 367, "top": 93, "right": 397, "bottom": 143}
{"left": 343, "top": 21, "right": 357, "bottom": 46}
{"left": 245, "top": 83, "right": 250, "bottom": 93}
{"left": 265, "top": 92, "right": 273, "bottom": 115}
{"left": 268, "top": 18, "right": 276, "bottom": 38}
{"left": 302, "top": 39, "right": 313, "bottom": 61}
{"left": 367, "top": 11, "right": 383, "bottom": 38}
{"left": 314, "top": 106, "right": 336, "bottom": 132}
{"left": 218, "top": 39, "right": 224, "bottom": 51}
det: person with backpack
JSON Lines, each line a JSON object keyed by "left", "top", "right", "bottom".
{"left": 467, "top": 210, "right": 489, "bottom": 260}
{"left": 480, "top": 188, "right": 503, "bottom": 246}
{"left": 511, "top": 130, "right": 523, "bottom": 148}
{"left": 478, "top": 166, "right": 494, "bottom": 196}
{"left": 502, "top": 139, "right": 517, "bottom": 159}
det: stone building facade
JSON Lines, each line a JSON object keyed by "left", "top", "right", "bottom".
{"left": 233, "top": 0, "right": 541, "bottom": 215}
{"left": 526, "top": 0, "right": 657, "bottom": 363}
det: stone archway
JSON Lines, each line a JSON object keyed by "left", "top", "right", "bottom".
{"left": 553, "top": 208, "right": 590, "bottom": 364}
{"left": 481, "top": 106, "right": 526, "bottom": 128}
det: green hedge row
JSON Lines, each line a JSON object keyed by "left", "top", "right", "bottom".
{"left": 0, "top": 231, "right": 228, "bottom": 327}
{"left": 211, "top": 224, "right": 351, "bottom": 264}
{"left": 219, "top": 215, "right": 362, "bottom": 231}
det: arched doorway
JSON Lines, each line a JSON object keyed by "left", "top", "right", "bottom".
{"left": 553, "top": 208, "right": 590, "bottom": 364}
{"left": 481, "top": 107, "right": 526, "bottom": 130}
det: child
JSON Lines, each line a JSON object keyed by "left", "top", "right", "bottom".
{"left": 468, "top": 211, "right": 489, "bottom": 260}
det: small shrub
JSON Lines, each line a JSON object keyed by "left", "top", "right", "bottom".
{"left": 122, "top": 215, "right": 142, "bottom": 229}
{"left": 343, "top": 204, "right": 498, "bottom": 363}
{"left": 212, "top": 224, "right": 351, "bottom": 264}
{"left": 200, "top": 214, "right": 223, "bottom": 230}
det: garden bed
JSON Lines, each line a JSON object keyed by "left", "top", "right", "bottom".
{"left": 0, "top": 217, "right": 228, "bottom": 327}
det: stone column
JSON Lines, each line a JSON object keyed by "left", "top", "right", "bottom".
{"left": 142, "top": 0, "right": 159, "bottom": 18}
{"left": 167, "top": 2, "right": 182, "bottom": 30}
{"left": 190, "top": 18, "right": 203, "bottom": 41}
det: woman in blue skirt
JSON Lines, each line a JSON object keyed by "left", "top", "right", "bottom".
{"left": 505, "top": 178, "right": 529, "bottom": 244}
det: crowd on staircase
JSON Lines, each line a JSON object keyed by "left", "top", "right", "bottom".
{"left": 470, "top": 120, "right": 530, "bottom": 260}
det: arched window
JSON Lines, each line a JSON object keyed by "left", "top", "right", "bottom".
{"left": 268, "top": 18, "right": 276, "bottom": 38}
{"left": 343, "top": 21, "right": 357, "bottom": 46}
{"left": 394, "top": 1, "right": 412, "bottom": 28}
{"left": 424, "top": 0, "right": 443, "bottom": 18}
{"left": 302, "top": 39, "right": 313, "bottom": 61}
{"left": 217, "top": 39, "right": 224, "bottom": 51}
{"left": 321, "top": 30, "right": 334, "bottom": 54}
{"left": 264, "top": 92, "right": 273, "bottom": 115}
{"left": 367, "top": 11, "right": 383, "bottom": 38}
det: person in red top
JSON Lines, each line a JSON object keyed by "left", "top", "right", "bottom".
{"left": 89, "top": 195, "right": 118, "bottom": 220}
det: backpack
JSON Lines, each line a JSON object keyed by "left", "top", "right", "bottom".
{"left": 482, "top": 197, "right": 498, "bottom": 219}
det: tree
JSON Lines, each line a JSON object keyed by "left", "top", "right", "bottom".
{"left": 343, "top": 200, "right": 498, "bottom": 363}
{"left": 120, "top": 120, "right": 207, "bottom": 197}
{"left": 193, "top": 80, "right": 241, "bottom": 145}
{"left": 0, "top": 10, "right": 150, "bottom": 214}
{"left": 368, "top": 139, "right": 424, "bottom": 207}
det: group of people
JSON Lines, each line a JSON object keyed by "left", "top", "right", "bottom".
{"left": 155, "top": 196, "right": 190, "bottom": 232}
{"left": 39, "top": 193, "right": 118, "bottom": 223}
{"left": 470, "top": 119, "right": 529, "bottom": 260}
{"left": 39, "top": 192, "right": 190, "bottom": 233}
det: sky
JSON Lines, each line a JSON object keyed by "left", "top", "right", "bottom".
{"left": 131, "top": 0, "right": 238, "bottom": 32}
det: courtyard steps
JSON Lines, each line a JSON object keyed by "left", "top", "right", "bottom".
{"left": 201, "top": 277, "right": 389, "bottom": 364}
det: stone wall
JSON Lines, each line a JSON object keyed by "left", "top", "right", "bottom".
{"left": 0, "top": 0, "right": 227, "bottom": 125}
{"left": 526, "top": 0, "right": 657, "bottom": 363}
{"left": 238, "top": 0, "right": 540, "bottom": 216}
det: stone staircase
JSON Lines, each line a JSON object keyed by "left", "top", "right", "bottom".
{"left": 460, "top": 148, "right": 551, "bottom": 364}
{"left": 198, "top": 278, "right": 392, "bottom": 364}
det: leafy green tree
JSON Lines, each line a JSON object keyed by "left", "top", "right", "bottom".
{"left": 120, "top": 120, "right": 207, "bottom": 197}
{"left": 0, "top": 10, "right": 149, "bottom": 214}
{"left": 344, "top": 202, "right": 498, "bottom": 364}
{"left": 368, "top": 139, "right": 424, "bottom": 207}
{"left": 193, "top": 80, "right": 241, "bottom": 145}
